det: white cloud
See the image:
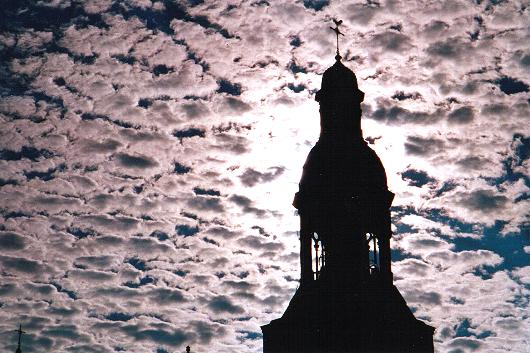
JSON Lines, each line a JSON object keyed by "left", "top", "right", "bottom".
{"left": 0, "top": 0, "right": 528, "bottom": 352}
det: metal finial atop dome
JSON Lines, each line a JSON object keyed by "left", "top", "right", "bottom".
{"left": 330, "top": 18, "right": 344, "bottom": 61}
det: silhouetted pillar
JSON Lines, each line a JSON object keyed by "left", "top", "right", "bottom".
{"left": 378, "top": 193, "right": 394, "bottom": 285}
{"left": 378, "top": 233, "right": 392, "bottom": 284}
{"left": 300, "top": 215, "right": 313, "bottom": 286}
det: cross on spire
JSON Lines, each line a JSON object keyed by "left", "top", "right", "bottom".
{"left": 329, "top": 18, "right": 345, "bottom": 61}
{"left": 14, "top": 324, "right": 26, "bottom": 352}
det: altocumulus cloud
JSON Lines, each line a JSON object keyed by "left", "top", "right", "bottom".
{"left": 0, "top": 0, "right": 528, "bottom": 352}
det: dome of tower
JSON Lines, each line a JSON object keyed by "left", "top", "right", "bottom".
{"left": 295, "top": 57, "right": 389, "bottom": 215}
{"left": 315, "top": 59, "right": 364, "bottom": 104}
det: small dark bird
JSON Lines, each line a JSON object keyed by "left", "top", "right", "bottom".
{"left": 333, "top": 18, "right": 343, "bottom": 26}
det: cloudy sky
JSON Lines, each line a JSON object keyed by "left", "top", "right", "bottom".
{"left": 0, "top": 0, "right": 529, "bottom": 352}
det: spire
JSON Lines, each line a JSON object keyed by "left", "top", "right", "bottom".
{"left": 14, "top": 324, "right": 25, "bottom": 353}
{"left": 316, "top": 19, "right": 364, "bottom": 107}
{"left": 329, "top": 18, "right": 344, "bottom": 61}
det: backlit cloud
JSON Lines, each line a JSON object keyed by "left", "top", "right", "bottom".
{"left": 0, "top": 1, "right": 528, "bottom": 352}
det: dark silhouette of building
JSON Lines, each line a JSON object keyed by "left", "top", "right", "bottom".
{"left": 261, "top": 22, "right": 434, "bottom": 353}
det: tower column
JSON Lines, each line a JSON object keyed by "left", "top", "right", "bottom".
{"left": 300, "top": 215, "right": 314, "bottom": 286}
{"left": 378, "top": 233, "right": 392, "bottom": 284}
{"left": 378, "top": 203, "right": 393, "bottom": 285}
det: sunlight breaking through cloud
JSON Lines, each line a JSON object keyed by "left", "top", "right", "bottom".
{"left": 0, "top": 1, "right": 528, "bottom": 352}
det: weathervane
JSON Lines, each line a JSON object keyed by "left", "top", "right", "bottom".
{"left": 330, "top": 18, "right": 344, "bottom": 61}
{"left": 14, "top": 324, "right": 26, "bottom": 353}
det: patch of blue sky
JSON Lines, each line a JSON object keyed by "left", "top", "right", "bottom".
{"left": 394, "top": 207, "right": 528, "bottom": 274}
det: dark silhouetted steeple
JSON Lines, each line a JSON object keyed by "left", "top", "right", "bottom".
{"left": 262, "top": 19, "right": 435, "bottom": 353}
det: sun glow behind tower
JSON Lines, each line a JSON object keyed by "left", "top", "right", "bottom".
{"left": 0, "top": 1, "right": 528, "bottom": 352}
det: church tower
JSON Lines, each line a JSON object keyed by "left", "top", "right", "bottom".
{"left": 261, "top": 22, "right": 435, "bottom": 353}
